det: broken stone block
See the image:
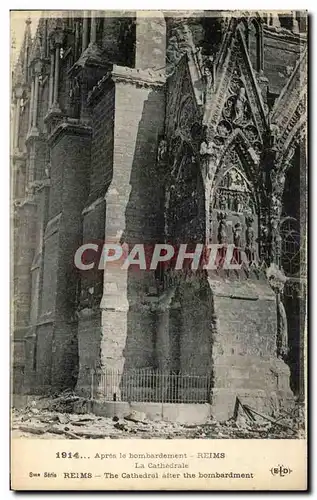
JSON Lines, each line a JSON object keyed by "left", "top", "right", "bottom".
{"left": 124, "top": 410, "right": 147, "bottom": 423}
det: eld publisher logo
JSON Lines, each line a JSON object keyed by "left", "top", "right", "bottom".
{"left": 270, "top": 465, "right": 293, "bottom": 477}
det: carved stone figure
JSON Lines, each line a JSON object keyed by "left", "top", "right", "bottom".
{"left": 20, "top": 97, "right": 26, "bottom": 113}
{"left": 270, "top": 123, "right": 280, "bottom": 148}
{"left": 233, "top": 222, "right": 242, "bottom": 248}
{"left": 235, "top": 193, "right": 244, "bottom": 212}
{"left": 157, "top": 139, "right": 168, "bottom": 164}
{"left": 219, "top": 192, "right": 227, "bottom": 211}
{"left": 166, "top": 35, "right": 181, "bottom": 69}
{"left": 266, "top": 264, "right": 289, "bottom": 359}
{"left": 271, "top": 167, "right": 286, "bottom": 198}
{"left": 69, "top": 76, "right": 81, "bottom": 118}
{"left": 245, "top": 215, "right": 255, "bottom": 262}
{"left": 271, "top": 192, "right": 282, "bottom": 217}
{"left": 278, "top": 298, "right": 289, "bottom": 359}
{"left": 200, "top": 140, "right": 209, "bottom": 156}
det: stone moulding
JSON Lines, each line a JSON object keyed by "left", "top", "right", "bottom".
{"left": 87, "top": 65, "right": 166, "bottom": 106}
{"left": 81, "top": 196, "right": 105, "bottom": 216}
{"left": 111, "top": 65, "right": 166, "bottom": 87}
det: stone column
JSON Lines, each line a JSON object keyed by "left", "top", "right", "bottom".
{"left": 48, "top": 51, "right": 54, "bottom": 108}
{"left": 156, "top": 308, "right": 170, "bottom": 371}
{"left": 82, "top": 11, "right": 89, "bottom": 51}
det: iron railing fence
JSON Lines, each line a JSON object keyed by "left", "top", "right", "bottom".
{"left": 90, "top": 369, "right": 212, "bottom": 404}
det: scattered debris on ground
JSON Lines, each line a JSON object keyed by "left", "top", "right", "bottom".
{"left": 11, "top": 396, "right": 305, "bottom": 439}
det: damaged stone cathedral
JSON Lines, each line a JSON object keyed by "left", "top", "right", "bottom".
{"left": 11, "top": 11, "right": 307, "bottom": 419}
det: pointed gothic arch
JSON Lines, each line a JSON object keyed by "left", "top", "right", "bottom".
{"left": 213, "top": 128, "right": 260, "bottom": 200}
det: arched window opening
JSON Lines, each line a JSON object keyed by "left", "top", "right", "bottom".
{"left": 168, "top": 147, "right": 204, "bottom": 245}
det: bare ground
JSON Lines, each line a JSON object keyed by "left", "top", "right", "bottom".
{"left": 11, "top": 395, "right": 305, "bottom": 440}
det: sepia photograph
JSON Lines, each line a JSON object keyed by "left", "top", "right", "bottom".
{"left": 10, "top": 8, "right": 308, "bottom": 490}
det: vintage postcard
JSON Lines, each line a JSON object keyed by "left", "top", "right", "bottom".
{"left": 10, "top": 9, "right": 308, "bottom": 491}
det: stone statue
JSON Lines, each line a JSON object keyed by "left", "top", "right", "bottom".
{"left": 20, "top": 98, "right": 26, "bottom": 113}
{"left": 233, "top": 86, "right": 247, "bottom": 124}
{"left": 270, "top": 217, "right": 280, "bottom": 263}
{"left": 200, "top": 140, "right": 209, "bottom": 156}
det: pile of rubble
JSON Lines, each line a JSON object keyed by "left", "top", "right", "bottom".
{"left": 11, "top": 395, "right": 305, "bottom": 440}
